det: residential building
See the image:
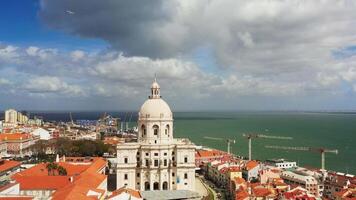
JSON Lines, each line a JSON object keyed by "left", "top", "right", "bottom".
{"left": 242, "top": 160, "right": 260, "bottom": 182}
{"left": 0, "top": 160, "right": 21, "bottom": 184}
{"left": 4, "top": 109, "right": 17, "bottom": 124}
{"left": 281, "top": 170, "right": 319, "bottom": 197}
{"left": 0, "top": 133, "right": 39, "bottom": 157}
{"left": 30, "top": 128, "right": 51, "bottom": 140}
{"left": 108, "top": 187, "right": 143, "bottom": 200}
{"left": 265, "top": 159, "right": 297, "bottom": 169}
{"left": 283, "top": 186, "right": 317, "bottom": 200}
{"left": 11, "top": 157, "right": 107, "bottom": 199}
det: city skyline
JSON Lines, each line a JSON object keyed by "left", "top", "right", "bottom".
{"left": 1, "top": 0, "right": 356, "bottom": 111}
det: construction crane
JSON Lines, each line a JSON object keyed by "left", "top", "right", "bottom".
{"left": 265, "top": 145, "right": 338, "bottom": 170}
{"left": 203, "top": 136, "right": 236, "bottom": 154}
{"left": 69, "top": 112, "right": 74, "bottom": 125}
{"left": 242, "top": 133, "right": 293, "bottom": 161}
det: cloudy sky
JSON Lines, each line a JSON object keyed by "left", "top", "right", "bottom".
{"left": 1, "top": 0, "right": 356, "bottom": 111}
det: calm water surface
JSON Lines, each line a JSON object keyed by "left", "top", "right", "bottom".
{"left": 26, "top": 111, "right": 356, "bottom": 174}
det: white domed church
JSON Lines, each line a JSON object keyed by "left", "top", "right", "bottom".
{"left": 116, "top": 79, "right": 196, "bottom": 192}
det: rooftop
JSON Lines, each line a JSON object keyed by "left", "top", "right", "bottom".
{"left": 140, "top": 190, "right": 200, "bottom": 200}
{"left": 0, "top": 160, "right": 21, "bottom": 173}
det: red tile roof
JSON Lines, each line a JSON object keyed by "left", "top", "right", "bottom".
{"left": 0, "top": 197, "right": 33, "bottom": 200}
{"left": 245, "top": 160, "right": 259, "bottom": 171}
{"left": 235, "top": 190, "right": 249, "bottom": 200}
{"left": 109, "top": 187, "right": 142, "bottom": 199}
{"left": 0, "top": 160, "right": 21, "bottom": 173}
{"left": 0, "top": 133, "right": 32, "bottom": 141}
{"left": 12, "top": 157, "right": 107, "bottom": 199}
{"left": 253, "top": 188, "right": 272, "bottom": 197}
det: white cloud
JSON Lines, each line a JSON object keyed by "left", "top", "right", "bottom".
{"left": 23, "top": 76, "right": 86, "bottom": 97}
{"left": 26, "top": 46, "right": 40, "bottom": 56}
{"left": 1, "top": 43, "right": 356, "bottom": 110}
{"left": 71, "top": 50, "right": 85, "bottom": 61}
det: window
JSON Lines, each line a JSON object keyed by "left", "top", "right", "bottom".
{"left": 164, "top": 152, "right": 167, "bottom": 156}
{"left": 137, "top": 173, "right": 140, "bottom": 177}
{"left": 145, "top": 159, "right": 149, "bottom": 167}
{"left": 124, "top": 157, "right": 128, "bottom": 164}
{"left": 164, "top": 159, "right": 167, "bottom": 166}
{"left": 172, "top": 151, "right": 175, "bottom": 155}
{"left": 184, "top": 157, "right": 188, "bottom": 163}
{"left": 124, "top": 174, "right": 128, "bottom": 180}
{"left": 136, "top": 152, "right": 140, "bottom": 156}
{"left": 153, "top": 125, "right": 159, "bottom": 136}
{"left": 154, "top": 160, "right": 159, "bottom": 167}
{"left": 172, "top": 157, "right": 175, "bottom": 161}
{"left": 154, "top": 153, "right": 158, "bottom": 156}
{"left": 141, "top": 125, "right": 146, "bottom": 136}
{"left": 184, "top": 173, "right": 188, "bottom": 179}
{"left": 165, "top": 125, "right": 170, "bottom": 135}
{"left": 172, "top": 172, "right": 175, "bottom": 177}
{"left": 146, "top": 152, "right": 149, "bottom": 156}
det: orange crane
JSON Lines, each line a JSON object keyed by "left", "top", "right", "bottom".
{"left": 242, "top": 133, "right": 293, "bottom": 161}
{"left": 265, "top": 145, "right": 338, "bottom": 170}
{"left": 203, "top": 136, "right": 236, "bottom": 154}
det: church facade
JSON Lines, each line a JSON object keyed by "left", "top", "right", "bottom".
{"left": 116, "top": 79, "right": 196, "bottom": 191}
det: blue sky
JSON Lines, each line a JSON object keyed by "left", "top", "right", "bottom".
{"left": 1, "top": 0, "right": 356, "bottom": 111}
{"left": 0, "top": 1, "right": 106, "bottom": 51}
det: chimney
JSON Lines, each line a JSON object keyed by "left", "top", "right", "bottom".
{"left": 69, "top": 176, "right": 73, "bottom": 182}
{"left": 56, "top": 154, "right": 59, "bottom": 162}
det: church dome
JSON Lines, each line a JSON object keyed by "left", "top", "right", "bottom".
{"left": 139, "top": 98, "right": 172, "bottom": 120}
{"left": 138, "top": 78, "right": 173, "bottom": 120}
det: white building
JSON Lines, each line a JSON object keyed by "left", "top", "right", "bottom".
{"left": 4, "top": 109, "right": 18, "bottom": 124}
{"left": 265, "top": 158, "right": 297, "bottom": 169}
{"left": 31, "top": 128, "right": 51, "bottom": 140}
{"left": 116, "top": 79, "right": 196, "bottom": 192}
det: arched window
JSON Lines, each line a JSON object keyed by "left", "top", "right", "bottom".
{"left": 153, "top": 125, "right": 159, "bottom": 136}
{"left": 165, "top": 124, "right": 170, "bottom": 135}
{"left": 163, "top": 181, "right": 168, "bottom": 190}
{"left": 141, "top": 125, "right": 146, "bottom": 136}
{"left": 145, "top": 182, "right": 150, "bottom": 191}
{"left": 153, "top": 182, "right": 159, "bottom": 190}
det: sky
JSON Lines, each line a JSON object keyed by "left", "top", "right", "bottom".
{"left": 1, "top": 0, "right": 356, "bottom": 111}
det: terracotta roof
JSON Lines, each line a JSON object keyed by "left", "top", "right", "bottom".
{"left": 12, "top": 176, "right": 71, "bottom": 190}
{"left": 0, "top": 133, "right": 32, "bottom": 141}
{"left": 51, "top": 158, "right": 107, "bottom": 200}
{"left": 51, "top": 184, "right": 105, "bottom": 200}
{"left": 235, "top": 190, "right": 249, "bottom": 200}
{"left": 234, "top": 177, "right": 246, "bottom": 184}
{"left": 109, "top": 187, "right": 142, "bottom": 199}
{"left": 253, "top": 187, "right": 272, "bottom": 197}
{"left": 11, "top": 157, "right": 107, "bottom": 199}
{"left": 0, "top": 197, "right": 33, "bottom": 200}
{"left": 245, "top": 160, "right": 259, "bottom": 171}
{"left": 284, "top": 187, "right": 316, "bottom": 200}
{"left": 13, "top": 162, "right": 89, "bottom": 177}
{"left": 196, "top": 149, "right": 226, "bottom": 158}
{"left": 0, "top": 160, "right": 21, "bottom": 173}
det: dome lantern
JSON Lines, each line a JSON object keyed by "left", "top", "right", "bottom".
{"left": 150, "top": 76, "right": 161, "bottom": 99}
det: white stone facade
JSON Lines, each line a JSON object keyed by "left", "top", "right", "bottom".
{"left": 116, "top": 79, "right": 196, "bottom": 192}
